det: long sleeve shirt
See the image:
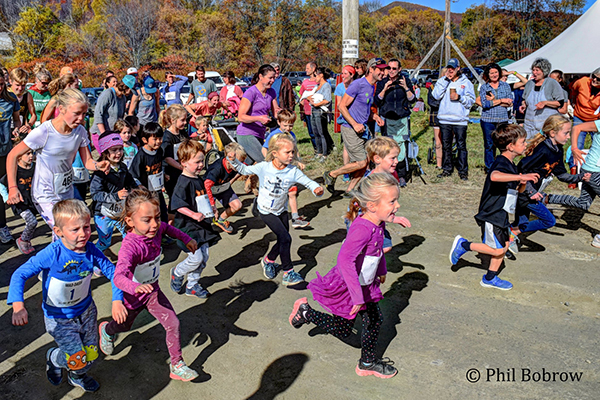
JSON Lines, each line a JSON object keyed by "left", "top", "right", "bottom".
{"left": 161, "top": 76, "right": 188, "bottom": 106}
{"left": 432, "top": 75, "right": 475, "bottom": 125}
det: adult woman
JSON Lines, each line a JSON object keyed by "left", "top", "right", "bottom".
{"left": 131, "top": 76, "right": 159, "bottom": 125}
{"left": 519, "top": 58, "right": 565, "bottom": 139}
{"left": 427, "top": 80, "right": 442, "bottom": 169}
{"left": 90, "top": 75, "right": 135, "bottom": 151}
{"left": 219, "top": 71, "right": 243, "bottom": 115}
{"left": 40, "top": 73, "right": 79, "bottom": 123}
{"left": 186, "top": 92, "right": 226, "bottom": 128}
{"left": 479, "top": 63, "right": 513, "bottom": 171}
{"left": 549, "top": 70, "right": 570, "bottom": 116}
{"left": 335, "top": 66, "right": 355, "bottom": 172}
{"left": 308, "top": 67, "right": 334, "bottom": 160}
{"left": 161, "top": 71, "right": 188, "bottom": 106}
{"left": 236, "top": 64, "right": 279, "bottom": 165}
{"left": 27, "top": 64, "right": 52, "bottom": 126}
{"left": 0, "top": 74, "right": 21, "bottom": 174}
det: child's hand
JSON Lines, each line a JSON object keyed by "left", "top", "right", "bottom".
{"left": 530, "top": 192, "right": 544, "bottom": 201}
{"left": 314, "top": 187, "right": 324, "bottom": 196}
{"left": 392, "top": 216, "right": 411, "bottom": 228}
{"left": 117, "top": 189, "right": 129, "bottom": 200}
{"left": 186, "top": 239, "right": 198, "bottom": 253}
{"left": 111, "top": 300, "right": 128, "bottom": 324}
{"left": 520, "top": 173, "right": 539, "bottom": 184}
{"left": 135, "top": 283, "right": 154, "bottom": 294}
{"left": 297, "top": 162, "right": 306, "bottom": 171}
{"left": 194, "top": 212, "right": 205, "bottom": 222}
{"left": 378, "top": 275, "right": 387, "bottom": 284}
{"left": 349, "top": 304, "right": 364, "bottom": 316}
{"left": 12, "top": 302, "right": 28, "bottom": 326}
{"left": 583, "top": 172, "right": 592, "bottom": 182}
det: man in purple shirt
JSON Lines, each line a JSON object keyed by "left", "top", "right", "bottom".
{"left": 323, "top": 58, "right": 386, "bottom": 196}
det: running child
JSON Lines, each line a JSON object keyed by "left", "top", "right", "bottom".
{"left": 98, "top": 188, "right": 199, "bottom": 381}
{"left": 8, "top": 199, "right": 126, "bottom": 392}
{"left": 128, "top": 122, "right": 168, "bottom": 223}
{"left": 114, "top": 119, "right": 137, "bottom": 168}
{"left": 190, "top": 116, "right": 213, "bottom": 152}
{"left": 204, "top": 142, "right": 245, "bottom": 234}
{"left": 0, "top": 146, "right": 37, "bottom": 253}
{"left": 227, "top": 134, "right": 324, "bottom": 286}
{"left": 8, "top": 68, "right": 36, "bottom": 138}
{"left": 169, "top": 140, "right": 220, "bottom": 297}
{"left": 449, "top": 124, "right": 539, "bottom": 290}
{"left": 90, "top": 132, "right": 138, "bottom": 252}
{"left": 289, "top": 173, "right": 399, "bottom": 378}
{"left": 261, "top": 110, "right": 310, "bottom": 229}
{"left": 6, "top": 88, "right": 110, "bottom": 234}
{"left": 510, "top": 115, "right": 590, "bottom": 248}
{"left": 159, "top": 104, "right": 189, "bottom": 198}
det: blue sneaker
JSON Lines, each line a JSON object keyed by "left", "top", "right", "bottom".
{"left": 67, "top": 371, "right": 100, "bottom": 392}
{"left": 185, "top": 284, "right": 210, "bottom": 298}
{"left": 282, "top": 270, "right": 304, "bottom": 286}
{"left": 261, "top": 257, "right": 279, "bottom": 279}
{"left": 46, "top": 348, "right": 63, "bottom": 385}
{"left": 342, "top": 174, "right": 350, "bottom": 183}
{"left": 170, "top": 267, "right": 185, "bottom": 294}
{"left": 449, "top": 235, "right": 468, "bottom": 265}
{"left": 480, "top": 275, "right": 513, "bottom": 290}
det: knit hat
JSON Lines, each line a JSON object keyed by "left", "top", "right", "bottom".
{"left": 98, "top": 133, "right": 124, "bottom": 154}
{"left": 207, "top": 91, "right": 219, "bottom": 100}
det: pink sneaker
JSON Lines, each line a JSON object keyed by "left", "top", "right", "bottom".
{"left": 16, "top": 238, "right": 35, "bottom": 255}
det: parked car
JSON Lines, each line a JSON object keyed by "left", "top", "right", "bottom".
{"left": 81, "top": 87, "right": 104, "bottom": 108}
{"left": 283, "top": 71, "right": 308, "bottom": 86}
{"left": 461, "top": 67, "right": 484, "bottom": 83}
{"left": 416, "top": 69, "right": 432, "bottom": 84}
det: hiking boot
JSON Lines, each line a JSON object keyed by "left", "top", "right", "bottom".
{"left": 356, "top": 358, "right": 398, "bottom": 379}
{"left": 169, "top": 361, "right": 199, "bottom": 381}
{"left": 261, "top": 257, "right": 279, "bottom": 279}
{"left": 46, "top": 348, "right": 63, "bottom": 385}
{"left": 289, "top": 297, "right": 310, "bottom": 329}
{"left": 16, "top": 238, "right": 35, "bottom": 255}
{"left": 99, "top": 321, "right": 115, "bottom": 356}
{"left": 459, "top": 174, "right": 468, "bottom": 181}
{"left": 292, "top": 217, "right": 310, "bottom": 229}
{"left": 0, "top": 226, "right": 14, "bottom": 244}
{"left": 282, "top": 270, "right": 304, "bottom": 286}
{"left": 323, "top": 171, "right": 337, "bottom": 194}
{"left": 67, "top": 371, "right": 100, "bottom": 392}
{"left": 185, "top": 284, "right": 210, "bottom": 298}
{"left": 480, "top": 275, "right": 513, "bottom": 290}
{"left": 170, "top": 267, "right": 185, "bottom": 293}
{"left": 449, "top": 235, "right": 468, "bottom": 265}
{"left": 213, "top": 218, "right": 233, "bottom": 234}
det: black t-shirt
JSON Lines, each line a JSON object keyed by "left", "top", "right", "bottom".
{"left": 169, "top": 174, "right": 220, "bottom": 246}
{"left": 518, "top": 139, "right": 566, "bottom": 188}
{"left": 204, "top": 158, "right": 238, "bottom": 185}
{"left": 129, "top": 147, "right": 163, "bottom": 189}
{"left": 475, "top": 155, "right": 518, "bottom": 228}
{"left": 161, "top": 129, "right": 189, "bottom": 181}
{"left": 1, "top": 164, "right": 35, "bottom": 215}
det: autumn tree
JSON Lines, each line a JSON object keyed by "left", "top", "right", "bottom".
{"left": 12, "top": 5, "right": 63, "bottom": 62}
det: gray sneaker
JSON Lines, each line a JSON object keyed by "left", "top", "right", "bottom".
{"left": 292, "top": 217, "right": 310, "bottom": 229}
{"left": 0, "top": 226, "right": 14, "bottom": 244}
{"left": 99, "top": 321, "right": 115, "bottom": 356}
{"left": 592, "top": 234, "right": 600, "bottom": 249}
{"left": 169, "top": 361, "right": 198, "bottom": 381}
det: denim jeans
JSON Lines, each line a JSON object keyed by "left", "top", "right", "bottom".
{"left": 303, "top": 113, "right": 317, "bottom": 151}
{"left": 440, "top": 123, "right": 468, "bottom": 175}
{"left": 311, "top": 109, "right": 333, "bottom": 155}
{"left": 480, "top": 120, "right": 505, "bottom": 170}
{"left": 568, "top": 116, "right": 591, "bottom": 168}
{"left": 94, "top": 215, "right": 127, "bottom": 251}
{"left": 516, "top": 201, "right": 556, "bottom": 233}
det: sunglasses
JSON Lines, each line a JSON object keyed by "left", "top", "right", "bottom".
{"left": 592, "top": 75, "right": 600, "bottom": 81}
{"left": 39, "top": 81, "right": 50, "bottom": 85}
{"left": 390, "top": 67, "right": 399, "bottom": 70}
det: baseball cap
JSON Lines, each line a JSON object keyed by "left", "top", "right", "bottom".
{"left": 98, "top": 133, "right": 124, "bottom": 154}
{"left": 367, "top": 57, "right": 388, "bottom": 70}
{"left": 127, "top": 67, "right": 138, "bottom": 75}
{"left": 446, "top": 58, "right": 460, "bottom": 69}
{"left": 143, "top": 76, "right": 157, "bottom": 93}
{"left": 122, "top": 75, "right": 136, "bottom": 90}
{"left": 60, "top": 66, "right": 73, "bottom": 77}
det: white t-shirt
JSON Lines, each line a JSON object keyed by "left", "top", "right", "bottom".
{"left": 24, "top": 121, "right": 90, "bottom": 203}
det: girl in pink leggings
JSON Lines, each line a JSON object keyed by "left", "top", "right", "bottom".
{"left": 98, "top": 188, "right": 199, "bottom": 381}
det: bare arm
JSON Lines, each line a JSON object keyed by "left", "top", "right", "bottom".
{"left": 40, "top": 98, "right": 56, "bottom": 123}
{"left": 6, "top": 141, "right": 30, "bottom": 203}
{"left": 128, "top": 93, "right": 139, "bottom": 116}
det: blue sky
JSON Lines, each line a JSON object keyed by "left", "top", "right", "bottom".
{"left": 375, "top": 0, "right": 595, "bottom": 14}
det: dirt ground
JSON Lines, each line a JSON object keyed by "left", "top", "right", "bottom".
{"left": 0, "top": 174, "right": 599, "bottom": 400}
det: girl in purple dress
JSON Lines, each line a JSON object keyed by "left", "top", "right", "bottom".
{"left": 289, "top": 172, "right": 400, "bottom": 379}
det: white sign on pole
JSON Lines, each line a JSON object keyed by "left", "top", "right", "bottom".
{"left": 342, "top": 39, "right": 359, "bottom": 59}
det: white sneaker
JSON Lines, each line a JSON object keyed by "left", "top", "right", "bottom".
{"left": 592, "top": 234, "right": 600, "bottom": 249}
{"left": 0, "top": 226, "right": 14, "bottom": 244}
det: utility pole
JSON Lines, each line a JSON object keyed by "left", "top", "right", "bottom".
{"left": 342, "top": 0, "right": 359, "bottom": 67}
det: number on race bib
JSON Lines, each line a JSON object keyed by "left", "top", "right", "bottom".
{"left": 132, "top": 253, "right": 162, "bottom": 284}
{"left": 147, "top": 172, "right": 164, "bottom": 192}
{"left": 53, "top": 170, "right": 74, "bottom": 195}
{"left": 46, "top": 275, "right": 92, "bottom": 308}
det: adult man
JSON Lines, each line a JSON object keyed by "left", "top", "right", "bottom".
{"left": 299, "top": 62, "right": 318, "bottom": 151}
{"left": 323, "top": 58, "right": 387, "bottom": 195}
{"left": 185, "top": 65, "right": 217, "bottom": 105}
{"left": 375, "top": 59, "right": 416, "bottom": 186}
{"left": 432, "top": 58, "right": 475, "bottom": 180}
{"left": 568, "top": 68, "right": 600, "bottom": 171}
{"left": 270, "top": 62, "right": 295, "bottom": 112}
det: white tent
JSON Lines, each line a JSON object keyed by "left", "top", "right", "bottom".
{"left": 506, "top": 0, "right": 600, "bottom": 74}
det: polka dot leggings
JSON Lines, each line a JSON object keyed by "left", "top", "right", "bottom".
{"left": 306, "top": 302, "right": 383, "bottom": 363}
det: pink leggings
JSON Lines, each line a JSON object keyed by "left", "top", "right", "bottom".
{"left": 105, "top": 289, "right": 182, "bottom": 364}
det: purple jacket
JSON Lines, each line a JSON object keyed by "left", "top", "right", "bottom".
{"left": 308, "top": 216, "right": 387, "bottom": 319}
{"left": 114, "top": 222, "right": 192, "bottom": 309}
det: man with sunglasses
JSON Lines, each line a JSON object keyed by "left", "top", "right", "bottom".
{"left": 569, "top": 68, "right": 600, "bottom": 172}
{"left": 374, "top": 59, "right": 416, "bottom": 187}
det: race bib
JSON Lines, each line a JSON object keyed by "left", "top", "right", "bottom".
{"left": 165, "top": 91, "right": 176, "bottom": 101}
{"left": 46, "top": 275, "right": 92, "bottom": 308}
{"left": 53, "top": 169, "right": 74, "bottom": 195}
{"left": 132, "top": 253, "right": 161, "bottom": 284}
{"left": 503, "top": 189, "right": 518, "bottom": 214}
{"left": 358, "top": 254, "right": 381, "bottom": 286}
{"left": 101, "top": 200, "right": 125, "bottom": 219}
{"left": 147, "top": 172, "right": 164, "bottom": 192}
{"left": 73, "top": 167, "right": 90, "bottom": 184}
{"left": 257, "top": 187, "right": 285, "bottom": 213}
{"left": 173, "top": 142, "right": 182, "bottom": 161}
{"left": 123, "top": 152, "right": 135, "bottom": 168}
{"left": 195, "top": 194, "right": 214, "bottom": 218}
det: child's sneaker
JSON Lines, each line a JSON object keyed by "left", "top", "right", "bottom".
{"left": 0, "top": 226, "right": 14, "bottom": 243}
{"left": 282, "top": 270, "right": 304, "bottom": 286}
{"left": 169, "top": 361, "right": 199, "bottom": 381}
{"left": 342, "top": 173, "right": 350, "bottom": 182}
{"left": 99, "top": 321, "right": 115, "bottom": 356}
{"left": 46, "top": 348, "right": 63, "bottom": 385}
{"left": 213, "top": 218, "right": 233, "bottom": 234}
{"left": 355, "top": 358, "right": 398, "bottom": 379}
{"left": 449, "top": 235, "right": 468, "bottom": 265}
{"left": 508, "top": 227, "right": 519, "bottom": 254}
{"left": 289, "top": 297, "right": 310, "bottom": 328}
{"left": 93, "top": 266, "right": 103, "bottom": 277}
{"left": 185, "top": 284, "right": 210, "bottom": 298}
{"left": 261, "top": 257, "right": 279, "bottom": 279}
{"left": 67, "top": 371, "right": 100, "bottom": 392}
{"left": 16, "top": 238, "right": 35, "bottom": 254}
{"left": 592, "top": 234, "right": 600, "bottom": 249}
{"left": 291, "top": 217, "right": 310, "bottom": 229}
{"left": 170, "top": 267, "right": 185, "bottom": 293}
{"left": 480, "top": 275, "right": 513, "bottom": 290}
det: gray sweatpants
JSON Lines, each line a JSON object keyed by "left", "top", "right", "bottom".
{"left": 173, "top": 242, "right": 209, "bottom": 288}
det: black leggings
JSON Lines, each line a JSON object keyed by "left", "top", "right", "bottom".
{"left": 259, "top": 211, "right": 292, "bottom": 271}
{"left": 306, "top": 302, "right": 383, "bottom": 363}
{"left": 0, "top": 195, "right": 6, "bottom": 228}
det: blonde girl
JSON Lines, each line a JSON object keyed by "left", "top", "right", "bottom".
{"left": 40, "top": 73, "right": 79, "bottom": 123}
{"left": 159, "top": 104, "right": 188, "bottom": 197}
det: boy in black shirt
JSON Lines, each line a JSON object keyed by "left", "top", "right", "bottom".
{"left": 450, "top": 124, "right": 538, "bottom": 290}
{"left": 169, "top": 140, "right": 220, "bottom": 298}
